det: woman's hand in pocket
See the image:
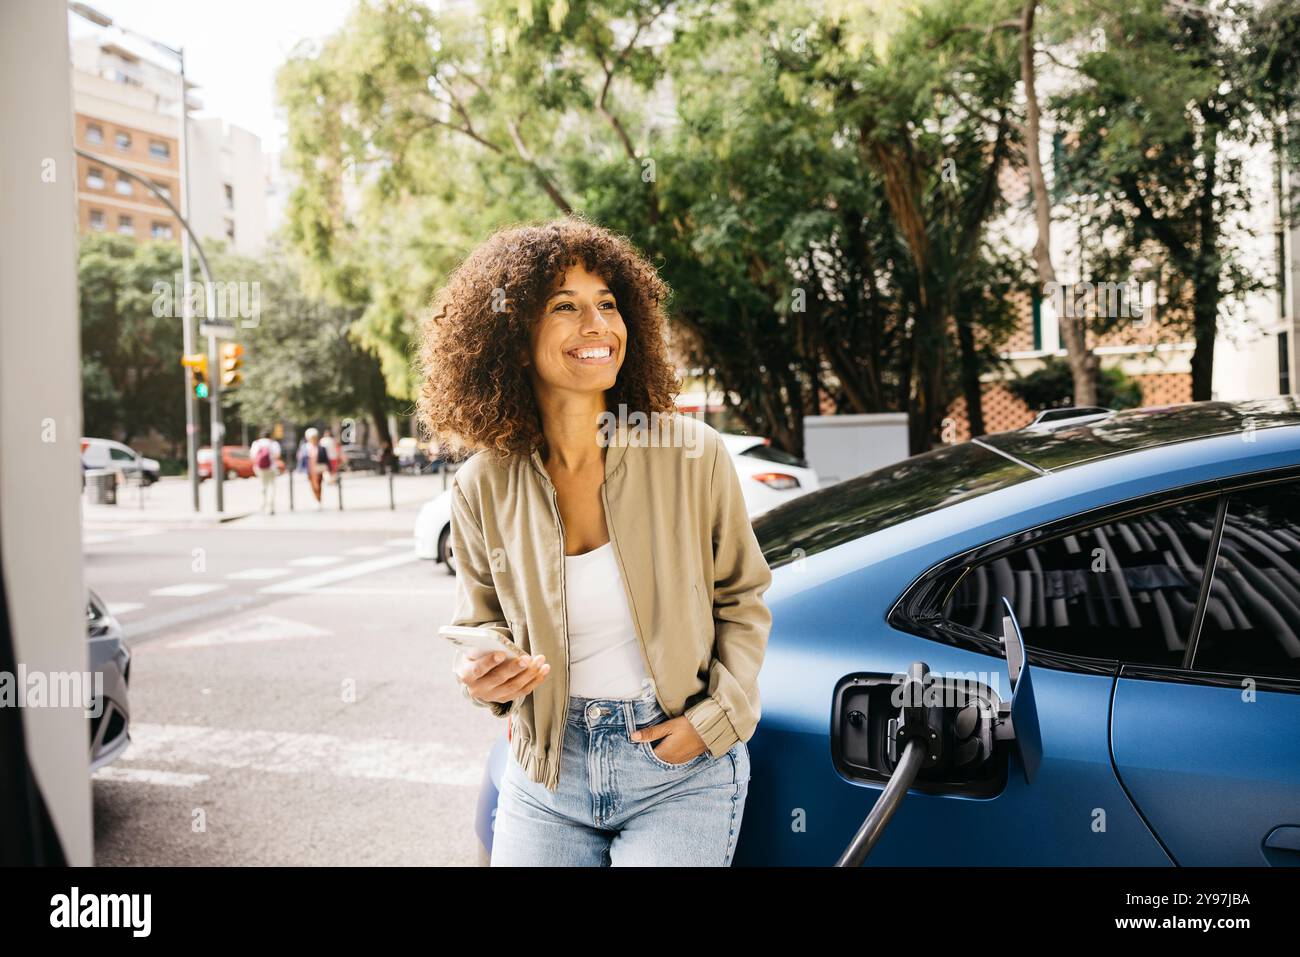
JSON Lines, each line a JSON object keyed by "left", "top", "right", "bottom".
{"left": 631, "top": 717, "right": 707, "bottom": 764}
{"left": 456, "top": 651, "right": 549, "bottom": 705}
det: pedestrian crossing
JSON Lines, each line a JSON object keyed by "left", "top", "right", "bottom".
{"left": 103, "top": 537, "right": 453, "bottom": 637}
{"left": 94, "top": 722, "right": 483, "bottom": 789}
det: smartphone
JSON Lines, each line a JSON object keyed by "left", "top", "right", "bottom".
{"left": 439, "top": 624, "right": 522, "bottom": 661}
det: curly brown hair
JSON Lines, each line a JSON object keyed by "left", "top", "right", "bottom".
{"left": 417, "top": 217, "right": 681, "bottom": 460}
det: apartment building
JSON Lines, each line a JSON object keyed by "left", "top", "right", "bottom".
{"left": 70, "top": 34, "right": 267, "bottom": 255}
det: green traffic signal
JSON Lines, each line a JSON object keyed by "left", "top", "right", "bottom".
{"left": 195, "top": 382, "right": 209, "bottom": 399}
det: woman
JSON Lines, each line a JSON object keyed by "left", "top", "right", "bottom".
{"left": 299, "top": 427, "right": 329, "bottom": 508}
{"left": 419, "top": 217, "right": 772, "bottom": 867}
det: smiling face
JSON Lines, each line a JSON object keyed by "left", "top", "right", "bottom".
{"left": 523, "top": 263, "right": 627, "bottom": 401}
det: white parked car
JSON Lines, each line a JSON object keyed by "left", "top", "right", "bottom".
{"left": 718, "top": 432, "right": 820, "bottom": 516}
{"left": 414, "top": 433, "right": 817, "bottom": 574}
{"left": 81, "top": 437, "right": 160, "bottom": 485}
{"left": 414, "top": 486, "right": 456, "bottom": 573}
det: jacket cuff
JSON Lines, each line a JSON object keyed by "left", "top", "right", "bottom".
{"left": 461, "top": 680, "right": 518, "bottom": 718}
{"left": 685, "top": 695, "right": 740, "bottom": 758}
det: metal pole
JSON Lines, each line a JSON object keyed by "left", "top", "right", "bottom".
{"left": 388, "top": 469, "right": 394, "bottom": 510}
{"left": 209, "top": 325, "right": 223, "bottom": 512}
{"left": 337, "top": 471, "right": 343, "bottom": 511}
{"left": 177, "top": 47, "right": 199, "bottom": 512}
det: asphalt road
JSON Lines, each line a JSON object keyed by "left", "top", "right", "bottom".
{"left": 84, "top": 520, "right": 500, "bottom": 866}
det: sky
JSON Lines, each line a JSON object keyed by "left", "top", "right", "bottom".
{"left": 67, "top": 0, "right": 359, "bottom": 154}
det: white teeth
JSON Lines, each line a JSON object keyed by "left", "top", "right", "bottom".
{"left": 570, "top": 346, "right": 611, "bottom": 359}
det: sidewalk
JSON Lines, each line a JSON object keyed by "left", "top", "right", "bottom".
{"left": 82, "top": 470, "right": 457, "bottom": 532}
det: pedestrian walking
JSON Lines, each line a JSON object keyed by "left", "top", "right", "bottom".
{"left": 321, "top": 428, "right": 340, "bottom": 480}
{"left": 421, "top": 218, "right": 772, "bottom": 866}
{"left": 249, "top": 428, "right": 282, "bottom": 515}
{"left": 300, "top": 427, "right": 330, "bottom": 508}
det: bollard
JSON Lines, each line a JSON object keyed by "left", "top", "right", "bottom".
{"left": 288, "top": 464, "right": 294, "bottom": 511}
{"left": 388, "top": 469, "right": 395, "bottom": 510}
{"left": 337, "top": 472, "right": 344, "bottom": 511}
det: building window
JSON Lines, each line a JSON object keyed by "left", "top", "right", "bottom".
{"left": 114, "top": 131, "right": 131, "bottom": 151}
{"left": 151, "top": 221, "right": 173, "bottom": 240}
{"left": 86, "top": 123, "right": 103, "bottom": 145}
{"left": 223, "top": 183, "right": 234, "bottom": 210}
{"left": 117, "top": 215, "right": 134, "bottom": 236}
{"left": 115, "top": 176, "right": 133, "bottom": 196}
{"left": 1031, "top": 289, "right": 1043, "bottom": 352}
{"left": 86, "top": 167, "right": 105, "bottom": 190}
{"left": 224, "top": 218, "right": 235, "bottom": 243}
{"left": 1280, "top": 331, "right": 1291, "bottom": 395}
{"left": 149, "top": 140, "right": 170, "bottom": 161}
{"left": 151, "top": 180, "right": 171, "bottom": 201}
{"left": 89, "top": 209, "right": 105, "bottom": 231}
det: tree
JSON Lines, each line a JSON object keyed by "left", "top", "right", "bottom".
{"left": 78, "top": 234, "right": 186, "bottom": 449}
{"left": 218, "top": 246, "right": 401, "bottom": 448}
{"left": 1052, "top": 0, "right": 1272, "bottom": 400}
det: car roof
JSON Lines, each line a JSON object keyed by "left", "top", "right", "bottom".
{"left": 755, "top": 398, "right": 1300, "bottom": 571}
{"left": 977, "top": 397, "right": 1300, "bottom": 473}
{"left": 719, "top": 432, "right": 766, "bottom": 452}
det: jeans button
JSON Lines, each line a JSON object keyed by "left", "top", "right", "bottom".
{"left": 587, "top": 704, "right": 602, "bottom": 720}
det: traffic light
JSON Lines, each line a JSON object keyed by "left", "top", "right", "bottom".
{"left": 219, "top": 342, "right": 244, "bottom": 389}
{"left": 181, "top": 353, "right": 209, "bottom": 399}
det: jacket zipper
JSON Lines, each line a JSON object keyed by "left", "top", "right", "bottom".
{"left": 541, "top": 473, "right": 569, "bottom": 791}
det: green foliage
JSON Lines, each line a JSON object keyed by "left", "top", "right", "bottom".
{"left": 1007, "top": 354, "right": 1143, "bottom": 411}
{"left": 78, "top": 234, "right": 186, "bottom": 446}
{"left": 273, "top": 0, "right": 1291, "bottom": 450}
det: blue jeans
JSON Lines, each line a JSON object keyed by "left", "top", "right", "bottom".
{"left": 490, "top": 692, "right": 750, "bottom": 866}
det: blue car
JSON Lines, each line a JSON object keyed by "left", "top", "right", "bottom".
{"left": 474, "top": 398, "right": 1300, "bottom": 866}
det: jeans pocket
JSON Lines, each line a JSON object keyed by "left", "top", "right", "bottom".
{"left": 640, "top": 739, "right": 709, "bottom": 771}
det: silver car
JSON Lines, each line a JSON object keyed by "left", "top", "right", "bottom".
{"left": 86, "top": 589, "right": 131, "bottom": 771}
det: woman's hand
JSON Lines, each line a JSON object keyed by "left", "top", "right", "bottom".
{"left": 631, "top": 717, "right": 708, "bottom": 765}
{"left": 456, "top": 651, "right": 550, "bottom": 705}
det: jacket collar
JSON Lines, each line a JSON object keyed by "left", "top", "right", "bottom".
{"left": 527, "top": 422, "right": 629, "bottom": 486}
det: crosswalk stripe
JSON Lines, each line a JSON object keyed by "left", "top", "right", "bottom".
{"left": 119, "top": 723, "right": 483, "bottom": 788}
{"left": 259, "top": 552, "right": 420, "bottom": 595}
{"left": 167, "top": 615, "right": 331, "bottom": 648}
{"left": 150, "top": 583, "right": 227, "bottom": 598}
{"left": 226, "top": 567, "right": 291, "bottom": 580}
{"left": 93, "top": 766, "right": 210, "bottom": 788}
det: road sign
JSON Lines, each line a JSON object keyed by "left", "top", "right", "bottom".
{"left": 199, "top": 319, "right": 236, "bottom": 339}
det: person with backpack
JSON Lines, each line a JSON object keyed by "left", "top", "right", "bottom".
{"left": 249, "top": 429, "right": 282, "bottom": 515}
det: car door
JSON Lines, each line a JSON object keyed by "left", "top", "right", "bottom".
{"left": 763, "top": 493, "right": 1216, "bottom": 866}
{"left": 1111, "top": 476, "right": 1300, "bottom": 865}
{"left": 881, "top": 494, "right": 1224, "bottom": 864}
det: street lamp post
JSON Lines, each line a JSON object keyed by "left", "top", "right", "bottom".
{"left": 69, "top": 3, "right": 201, "bottom": 511}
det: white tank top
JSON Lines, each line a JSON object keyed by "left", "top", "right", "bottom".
{"left": 563, "top": 541, "right": 652, "bottom": 699}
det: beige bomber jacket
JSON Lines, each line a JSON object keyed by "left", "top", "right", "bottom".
{"left": 448, "top": 412, "right": 773, "bottom": 792}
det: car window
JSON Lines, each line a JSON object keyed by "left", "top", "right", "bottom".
{"left": 934, "top": 496, "right": 1220, "bottom": 668}
{"left": 754, "top": 441, "right": 1037, "bottom": 568}
{"left": 109, "top": 447, "right": 135, "bottom": 462}
{"left": 1194, "top": 481, "right": 1300, "bottom": 680}
{"left": 740, "top": 444, "right": 806, "bottom": 468}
